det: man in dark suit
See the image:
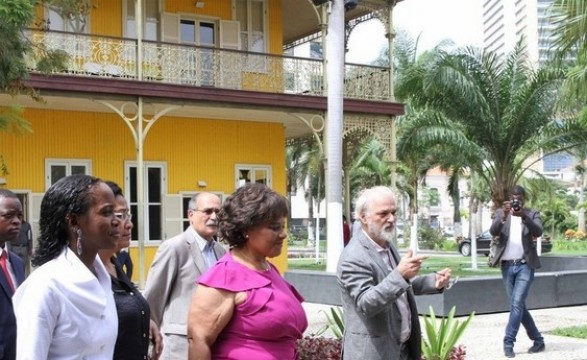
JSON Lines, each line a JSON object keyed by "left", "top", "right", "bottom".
{"left": 337, "top": 186, "right": 451, "bottom": 360}
{"left": 490, "top": 185, "right": 544, "bottom": 358}
{"left": 144, "top": 192, "right": 225, "bottom": 360}
{"left": 7, "top": 220, "right": 32, "bottom": 276}
{"left": 0, "top": 189, "right": 25, "bottom": 360}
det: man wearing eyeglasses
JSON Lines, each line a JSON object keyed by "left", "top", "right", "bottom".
{"left": 0, "top": 189, "right": 26, "bottom": 360}
{"left": 144, "top": 192, "right": 225, "bottom": 360}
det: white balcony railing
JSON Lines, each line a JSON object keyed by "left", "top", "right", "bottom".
{"left": 25, "top": 30, "right": 391, "bottom": 101}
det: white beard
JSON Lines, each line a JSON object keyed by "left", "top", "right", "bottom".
{"left": 368, "top": 222, "right": 394, "bottom": 244}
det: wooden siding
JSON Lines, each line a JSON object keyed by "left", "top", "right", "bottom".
{"left": 164, "top": 0, "right": 232, "bottom": 18}
{"left": 92, "top": 0, "right": 123, "bottom": 37}
{"left": 0, "top": 107, "right": 289, "bottom": 275}
{"left": 34, "top": 0, "right": 284, "bottom": 52}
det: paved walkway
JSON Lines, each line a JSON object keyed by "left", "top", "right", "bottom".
{"left": 303, "top": 303, "right": 587, "bottom": 360}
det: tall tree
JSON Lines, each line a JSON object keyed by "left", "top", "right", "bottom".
{"left": 0, "top": 0, "right": 36, "bottom": 169}
{"left": 552, "top": 0, "right": 587, "bottom": 113}
{"left": 0, "top": 0, "right": 35, "bottom": 94}
{"left": 285, "top": 138, "right": 323, "bottom": 246}
{"left": 397, "top": 42, "right": 587, "bottom": 208}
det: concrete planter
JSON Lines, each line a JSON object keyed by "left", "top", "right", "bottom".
{"left": 285, "top": 256, "right": 587, "bottom": 316}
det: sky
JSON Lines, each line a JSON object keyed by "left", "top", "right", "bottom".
{"left": 346, "top": 0, "right": 483, "bottom": 64}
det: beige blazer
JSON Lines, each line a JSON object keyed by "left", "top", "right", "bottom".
{"left": 143, "top": 229, "right": 226, "bottom": 360}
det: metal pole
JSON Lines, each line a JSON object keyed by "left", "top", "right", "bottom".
{"left": 325, "top": 0, "right": 344, "bottom": 273}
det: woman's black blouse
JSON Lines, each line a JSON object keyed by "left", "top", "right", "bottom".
{"left": 111, "top": 257, "right": 151, "bottom": 360}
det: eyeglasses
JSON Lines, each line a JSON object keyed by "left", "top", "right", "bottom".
{"left": 0, "top": 212, "right": 23, "bottom": 221}
{"left": 114, "top": 212, "right": 133, "bottom": 221}
{"left": 193, "top": 208, "right": 220, "bottom": 216}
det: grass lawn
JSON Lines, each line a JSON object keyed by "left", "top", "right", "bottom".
{"left": 287, "top": 239, "right": 587, "bottom": 275}
{"left": 419, "top": 255, "right": 501, "bottom": 277}
{"left": 551, "top": 325, "right": 587, "bottom": 339}
{"left": 288, "top": 254, "right": 502, "bottom": 277}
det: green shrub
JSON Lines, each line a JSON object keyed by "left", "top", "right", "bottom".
{"left": 316, "top": 307, "right": 344, "bottom": 339}
{"left": 422, "top": 306, "right": 474, "bottom": 360}
{"left": 441, "top": 240, "right": 458, "bottom": 251}
{"left": 419, "top": 226, "right": 445, "bottom": 250}
{"left": 553, "top": 238, "right": 587, "bottom": 252}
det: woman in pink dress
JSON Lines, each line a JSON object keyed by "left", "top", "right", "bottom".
{"left": 187, "top": 183, "right": 308, "bottom": 360}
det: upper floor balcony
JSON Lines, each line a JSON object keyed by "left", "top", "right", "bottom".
{"left": 25, "top": 29, "right": 391, "bottom": 102}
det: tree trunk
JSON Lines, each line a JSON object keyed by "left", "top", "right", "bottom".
{"left": 307, "top": 181, "right": 315, "bottom": 247}
{"left": 452, "top": 184, "right": 462, "bottom": 237}
{"left": 579, "top": 172, "right": 586, "bottom": 232}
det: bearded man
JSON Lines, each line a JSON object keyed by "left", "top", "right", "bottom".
{"left": 336, "top": 186, "right": 452, "bottom": 360}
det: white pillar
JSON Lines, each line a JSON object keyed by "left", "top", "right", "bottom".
{"left": 325, "top": 0, "right": 345, "bottom": 273}
{"left": 135, "top": 0, "right": 147, "bottom": 289}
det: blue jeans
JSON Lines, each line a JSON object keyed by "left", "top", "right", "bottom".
{"left": 501, "top": 263, "right": 543, "bottom": 347}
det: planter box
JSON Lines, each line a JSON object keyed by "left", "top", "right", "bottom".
{"left": 285, "top": 256, "right": 587, "bottom": 316}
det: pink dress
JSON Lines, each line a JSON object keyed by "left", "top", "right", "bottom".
{"left": 198, "top": 252, "right": 308, "bottom": 360}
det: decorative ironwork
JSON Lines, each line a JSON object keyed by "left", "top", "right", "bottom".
{"left": 25, "top": 29, "right": 391, "bottom": 102}
{"left": 343, "top": 114, "right": 393, "bottom": 160}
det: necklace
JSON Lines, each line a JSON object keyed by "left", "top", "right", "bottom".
{"left": 233, "top": 249, "right": 270, "bottom": 271}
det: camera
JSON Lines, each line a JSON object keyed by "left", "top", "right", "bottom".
{"left": 344, "top": 0, "right": 358, "bottom": 10}
{"left": 511, "top": 199, "right": 522, "bottom": 212}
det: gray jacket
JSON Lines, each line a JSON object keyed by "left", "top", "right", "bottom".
{"left": 489, "top": 208, "right": 542, "bottom": 269}
{"left": 143, "top": 230, "right": 225, "bottom": 360}
{"left": 336, "top": 230, "right": 439, "bottom": 360}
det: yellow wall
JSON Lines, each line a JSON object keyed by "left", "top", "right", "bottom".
{"left": 36, "top": 0, "right": 284, "bottom": 53}
{"left": 21, "top": 0, "right": 289, "bottom": 278}
{"left": 92, "top": 0, "right": 123, "bottom": 37}
{"left": 0, "top": 106, "right": 288, "bottom": 276}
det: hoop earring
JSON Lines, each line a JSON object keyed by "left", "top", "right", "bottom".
{"left": 76, "top": 228, "right": 83, "bottom": 256}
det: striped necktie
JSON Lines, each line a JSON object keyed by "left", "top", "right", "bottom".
{"left": 0, "top": 250, "right": 15, "bottom": 292}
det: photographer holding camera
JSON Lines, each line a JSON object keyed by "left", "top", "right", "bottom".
{"left": 489, "top": 185, "right": 545, "bottom": 358}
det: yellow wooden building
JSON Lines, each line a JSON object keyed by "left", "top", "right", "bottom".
{"left": 0, "top": 0, "right": 403, "bottom": 285}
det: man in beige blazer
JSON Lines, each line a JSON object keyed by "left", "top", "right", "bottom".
{"left": 144, "top": 192, "right": 226, "bottom": 360}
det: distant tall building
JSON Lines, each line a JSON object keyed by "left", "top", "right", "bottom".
{"left": 482, "top": 0, "right": 576, "bottom": 178}
{"left": 482, "top": 0, "right": 557, "bottom": 67}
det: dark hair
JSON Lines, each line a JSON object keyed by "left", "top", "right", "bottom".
{"left": 0, "top": 189, "right": 18, "bottom": 199}
{"left": 32, "top": 174, "right": 103, "bottom": 267}
{"left": 105, "top": 181, "right": 123, "bottom": 197}
{"left": 218, "top": 183, "right": 288, "bottom": 247}
{"left": 510, "top": 185, "right": 526, "bottom": 197}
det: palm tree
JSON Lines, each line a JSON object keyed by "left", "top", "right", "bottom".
{"left": 570, "top": 145, "right": 587, "bottom": 231}
{"left": 349, "top": 138, "right": 391, "bottom": 192}
{"left": 286, "top": 140, "right": 311, "bottom": 227}
{"left": 551, "top": 0, "right": 587, "bottom": 111}
{"left": 285, "top": 138, "right": 324, "bottom": 247}
{"left": 397, "top": 41, "right": 587, "bottom": 208}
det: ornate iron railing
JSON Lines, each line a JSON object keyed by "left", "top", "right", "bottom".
{"left": 25, "top": 30, "right": 391, "bottom": 101}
